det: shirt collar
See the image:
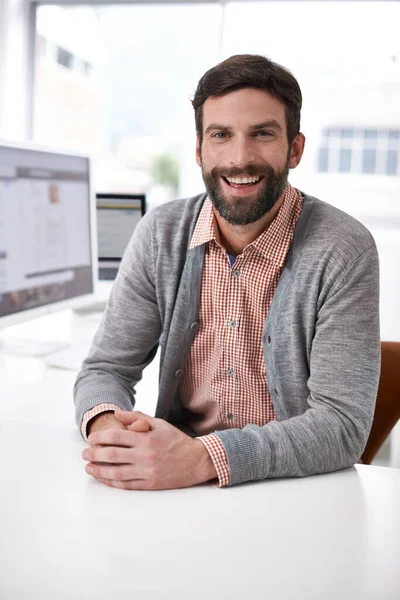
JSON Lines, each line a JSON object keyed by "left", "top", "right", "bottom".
{"left": 190, "top": 183, "right": 303, "bottom": 268}
{"left": 251, "top": 183, "right": 303, "bottom": 267}
{"left": 189, "top": 196, "right": 219, "bottom": 249}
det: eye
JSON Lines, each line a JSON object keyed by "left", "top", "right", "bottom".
{"left": 212, "top": 131, "right": 230, "bottom": 139}
{"left": 254, "top": 130, "right": 273, "bottom": 137}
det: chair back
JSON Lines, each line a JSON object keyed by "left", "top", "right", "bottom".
{"left": 361, "top": 341, "right": 400, "bottom": 464}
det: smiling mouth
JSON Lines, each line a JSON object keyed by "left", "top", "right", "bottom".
{"left": 222, "top": 175, "right": 264, "bottom": 187}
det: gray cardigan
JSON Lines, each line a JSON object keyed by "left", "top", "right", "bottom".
{"left": 74, "top": 192, "right": 380, "bottom": 486}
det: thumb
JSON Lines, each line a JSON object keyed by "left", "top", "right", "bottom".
{"left": 114, "top": 409, "right": 152, "bottom": 428}
{"left": 128, "top": 418, "right": 151, "bottom": 432}
{"left": 114, "top": 409, "right": 138, "bottom": 425}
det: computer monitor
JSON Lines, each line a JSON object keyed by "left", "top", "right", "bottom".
{"left": 96, "top": 193, "right": 145, "bottom": 281}
{"left": 0, "top": 140, "right": 97, "bottom": 339}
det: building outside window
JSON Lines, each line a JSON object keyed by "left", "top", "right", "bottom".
{"left": 32, "top": 2, "right": 400, "bottom": 213}
{"left": 56, "top": 47, "right": 74, "bottom": 70}
{"left": 318, "top": 128, "right": 399, "bottom": 176}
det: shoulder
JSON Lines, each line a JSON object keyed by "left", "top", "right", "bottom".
{"left": 144, "top": 193, "right": 206, "bottom": 239}
{"left": 295, "top": 193, "right": 377, "bottom": 259}
{"left": 130, "top": 193, "right": 206, "bottom": 266}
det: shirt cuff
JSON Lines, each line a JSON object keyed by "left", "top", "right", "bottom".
{"left": 197, "top": 434, "right": 230, "bottom": 487}
{"left": 81, "top": 403, "right": 120, "bottom": 441}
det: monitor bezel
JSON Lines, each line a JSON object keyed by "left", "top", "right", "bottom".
{"left": 0, "top": 137, "right": 99, "bottom": 330}
{"left": 96, "top": 192, "right": 146, "bottom": 263}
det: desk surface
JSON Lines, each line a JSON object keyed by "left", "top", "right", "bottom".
{"left": 0, "top": 310, "right": 159, "bottom": 426}
{"left": 1, "top": 418, "right": 399, "bottom": 600}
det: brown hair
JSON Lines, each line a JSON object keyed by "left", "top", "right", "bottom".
{"left": 192, "top": 54, "right": 302, "bottom": 146}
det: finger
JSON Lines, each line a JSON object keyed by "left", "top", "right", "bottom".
{"left": 82, "top": 446, "right": 133, "bottom": 465}
{"left": 113, "top": 409, "right": 139, "bottom": 426}
{"left": 128, "top": 419, "right": 151, "bottom": 433}
{"left": 88, "top": 428, "right": 142, "bottom": 448}
{"left": 114, "top": 409, "right": 153, "bottom": 426}
{"left": 86, "top": 463, "right": 138, "bottom": 481}
{"left": 95, "top": 477, "right": 152, "bottom": 491}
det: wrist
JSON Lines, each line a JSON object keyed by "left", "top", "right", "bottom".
{"left": 193, "top": 439, "right": 218, "bottom": 482}
{"left": 87, "top": 410, "right": 115, "bottom": 435}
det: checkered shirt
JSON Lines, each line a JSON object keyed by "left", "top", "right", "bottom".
{"left": 181, "top": 184, "right": 303, "bottom": 486}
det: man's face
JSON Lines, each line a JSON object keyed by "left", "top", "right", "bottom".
{"left": 196, "top": 88, "right": 298, "bottom": 226}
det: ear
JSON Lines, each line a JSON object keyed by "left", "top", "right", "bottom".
{"left": 289, "top": 133, "right": 306, "bottom": 169}
{"left": 195, "top": 134, "right": 201, "bottom": 167}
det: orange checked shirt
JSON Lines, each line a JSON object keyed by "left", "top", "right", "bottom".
{"left": 181, "top": 184, "right": 303, "bottom": 486}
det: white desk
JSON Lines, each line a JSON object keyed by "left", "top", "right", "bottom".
{"left": 0, "top": 417, "right": 399, "bottom": 600}
{"left": 0, "top": 309, "right": 159, "bottom": 426}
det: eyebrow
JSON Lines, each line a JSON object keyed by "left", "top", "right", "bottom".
{"left": 204, "top": 120, "right": 283, "bottom": 135}
{"left": 204, "top": 123, "right": 232, "bottom": 135}
{"left": 249, "top": 120, "right": 283, "bottom": 132}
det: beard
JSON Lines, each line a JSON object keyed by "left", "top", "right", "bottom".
{"left": 201, "top": 159, "right": 290, "bottom": 226}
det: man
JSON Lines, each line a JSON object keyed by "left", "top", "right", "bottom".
{"left": 75, "top": 54, "right": 380, "bottom": 490}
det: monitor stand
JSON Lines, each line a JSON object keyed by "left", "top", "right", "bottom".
{"left": 72, "top": 280, "right": 113, "bottom": 316}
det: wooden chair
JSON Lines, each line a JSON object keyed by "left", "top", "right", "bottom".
{"left": 361, "top": 341, "right": 400, "bottom": 465}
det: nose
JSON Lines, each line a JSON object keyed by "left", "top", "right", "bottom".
{"left": 229, "top": 135, "right": 256, "bottom": 169}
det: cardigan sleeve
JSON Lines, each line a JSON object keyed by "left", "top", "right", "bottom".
{"left": 73, "top": 212, "right": 161, "bottom": 432}
{"left": 212, "top": 244, "right": 380, "bottom": 485}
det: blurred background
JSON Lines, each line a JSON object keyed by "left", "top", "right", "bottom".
{"left": 1, "top": 0, "right": 399, "bottom": 462}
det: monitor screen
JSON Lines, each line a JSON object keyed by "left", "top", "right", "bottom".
{"left": 0, "top": 141, "right": 95, "bottom": 327}
{"left": 96, "top": 194, "right": 145, "bottom": 261}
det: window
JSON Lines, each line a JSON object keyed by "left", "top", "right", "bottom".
{"left": 339, "top": 148, "right": 352, "bottom": 173}
{"left": 33, "top": 5, "right": 222, "bottom": 207}
{"left": 318, "top": 128, "right": 400, "bottom": 176}
{"left": 33, "top": 3, "right": 400, "bottom": 204}
{"left": 56, "top": 47, "right": 74, "bottom": 70}
{"left": 36, "top": 34, "right": 47, "bottom": 58}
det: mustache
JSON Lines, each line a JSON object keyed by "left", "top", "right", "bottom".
{"left": 211, "top": 164, "right": 274, "bottom": 178}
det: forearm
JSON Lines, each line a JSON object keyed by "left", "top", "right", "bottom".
{"left": 74, "top": 212, "right": 161, "bottom": 432}
{"left": 213, "top": 406, "right": 371, "bottom": 486}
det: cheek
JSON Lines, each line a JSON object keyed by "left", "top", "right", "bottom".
{"left": 201, "top": 145, "right": 227, "bottom": 169}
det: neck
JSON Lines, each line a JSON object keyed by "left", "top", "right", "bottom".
{"left": 213, "top": 193, "right": 285, "bottom": 257}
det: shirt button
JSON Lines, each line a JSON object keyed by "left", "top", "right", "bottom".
{"left": 232, "top": 269, "right": 240, "bottom": 278}
{"left": 226, "top": 368, "right": 234, "bottom": 377}
{"left": 228, "top": 319, "right": 237, "bottom": 328}
{"left": 226, "top": 413, "right": 234, "bottom": 420}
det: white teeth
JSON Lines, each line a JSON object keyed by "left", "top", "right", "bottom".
{"left": 226, "top": 175, "right": 261, "bottom": 185}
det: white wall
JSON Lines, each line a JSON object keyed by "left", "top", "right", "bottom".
{"left": 0, "top": 0, "right": 34, "bottom": 140}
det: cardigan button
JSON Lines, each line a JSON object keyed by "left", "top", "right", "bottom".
{"left": 174, "top": 369, "right": 183, "bottom": 378}
{"left": 190, "top": 322, "right": 199, "bottom": 332}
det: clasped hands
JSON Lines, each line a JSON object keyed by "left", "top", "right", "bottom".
{"left": 82, "top": 409, "right": 217, "bottom": 490}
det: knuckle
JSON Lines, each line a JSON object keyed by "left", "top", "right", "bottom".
{"left": 112, "top": 470, "right": 122, "bottom": 481}
{"left": 146, "top": 451, "right": 157, "bottom": 466}
{"left": 149, "top": 465, "right": 160, "bottom": 480}
{"left": 107, "top": 447, "right": 117, "bottom": 462}
{"left": 109, "top": 431, "right": 119, "bottom": 445}
{"left": 145, "top": 435, "right": 155, "bottom": 449}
